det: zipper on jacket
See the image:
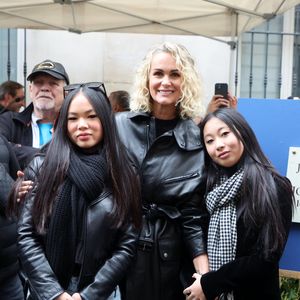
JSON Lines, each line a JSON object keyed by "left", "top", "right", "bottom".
{"left": 77, "top": 207, "right": 88, "bottom": 286}
{"left": 89, "top": 190, "right": 111, "bottom": 207}
{"left": 146, "top": 124, "right": 150, "bottom": 151}
{"left": 163, "top": 172, "right": 200, "bottom": 184}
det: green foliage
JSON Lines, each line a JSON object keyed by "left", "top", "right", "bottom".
{"left": 280, "top": 277, "right": 300, "bottom": 300}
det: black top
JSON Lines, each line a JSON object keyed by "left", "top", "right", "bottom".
{"left": 155, "top": 117, "right": 179, "bottom": 137}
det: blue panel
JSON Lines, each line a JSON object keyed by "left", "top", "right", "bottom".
{"left": 238, "top": 98, "right": 300, "bottom": 272}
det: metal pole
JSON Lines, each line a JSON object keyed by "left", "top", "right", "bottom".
{"left": 263, "top": 22, "right": 270, "bottom": 98}
{"left": 249, "top": 32, "right": 254, "bottom": 98}
{"left": 278, "top": 34, "right": 283, "bottom": 98}
{"left": 7, "top": 28, "right": 11, "bottom": 80}
{"left": 234, "top": 13, "right": 239, "bottom": 96}
{"left": 23, "top": 29, "right": 27, "bottom": 105}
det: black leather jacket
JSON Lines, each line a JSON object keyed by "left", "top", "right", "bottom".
{"left": 115, "top": 112, "right": 207, "bottom": 300}
{"left": 18, "top": 155, "right": 139, "bottom": 300}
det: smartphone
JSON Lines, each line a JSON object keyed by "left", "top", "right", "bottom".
{"left": 214, "top": 83, "right": 228, "bottom": 99}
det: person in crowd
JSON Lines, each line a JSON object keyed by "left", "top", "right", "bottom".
{"left": 115, "top": 42, "right": 209, "bottom": 300}
{"left": 109, "top": 90, "right": 130, "bottom": 112}
{"left": 0, "top": 81, "right": 25, "bottom": 114}
{"left": 193, "top": 92, "right": 237, "bottom": 125}
{"left": 17, "top": 82, "right": 141, "bottom": 300}
{"left": 184, "top": 108, "right": 294, "bottom": 300}
{"left": 0, "top": 134, "right": 24, "bottom": 300}
{"left": 0, "top": 59, "right": 69, "bottom": 169}
{"left": 206, "top": 92, "right": 237, "bottom": 113}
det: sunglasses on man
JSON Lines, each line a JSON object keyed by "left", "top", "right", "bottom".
{"left": 14, "top": 96, "right": 25, "bottom": 103}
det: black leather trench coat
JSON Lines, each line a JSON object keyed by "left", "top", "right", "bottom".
{"left": 115, "top": 112, "right": 207, "bottom": 300}
{"left": 17, "top": 155, "right": 139, "bottom": 300}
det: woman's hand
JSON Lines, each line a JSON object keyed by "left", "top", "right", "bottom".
{"left": 16, "top": 170, "right": 33, "bottom": 202}
{"left": 183, "top": 273, "right": 206, "bottom": 300}
{"left": 207, "top": 95, "right": 230, "bottom": 113}
{"left": 56, "top": 292, "right": 73, "bottom": 300}
{"left": 72, "top": 293, "right": 82, "bottom": 300}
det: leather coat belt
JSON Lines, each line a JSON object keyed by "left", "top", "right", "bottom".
{"left": 138, "top": 204, "right": 182, "bottom": 252}
{"left": 142, "top": 203, "right": 181, "bottom": 221}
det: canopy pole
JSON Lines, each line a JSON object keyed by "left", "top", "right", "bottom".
{"left": 23, "top": 29, "right": 27, "bottom": 104}
{"left": 229, "top": 11, "right": 239, "bottom": 96}
{"left": 7, "top": 28, "right": 11, "bottom": 80}
{"left": 234, "top": 30, "right": 239, "bottom": 96}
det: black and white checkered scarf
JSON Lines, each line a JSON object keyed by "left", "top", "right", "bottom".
{"left": 206, "top": 168, "right": 244, "bottom": 272}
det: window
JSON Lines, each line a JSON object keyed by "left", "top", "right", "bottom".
{"left": 240, "top": 16, "right": 283, "bottom": 98}
{"left": 292, "top": 5, "right": 300, "bottom": 98}
{"left": 0, "top": 29, "right": 18, "bottom": 83}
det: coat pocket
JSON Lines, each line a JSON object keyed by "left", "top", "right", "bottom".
{"left": 158, "top": 238, "right": 181, "bottom": 261}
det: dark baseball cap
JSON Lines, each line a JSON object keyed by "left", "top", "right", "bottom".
{"left": 27, "top": 59, "right": 70, "bottom": 84}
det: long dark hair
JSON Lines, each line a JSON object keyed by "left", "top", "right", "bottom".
{"left": 32, "top": 85, "right": 141, "bottom": 233}
{"left": 200, "top": 108, "right": 294, "bottom": 258}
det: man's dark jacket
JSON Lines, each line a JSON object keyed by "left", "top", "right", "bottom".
{"left": 0, "top": 103, "right": 39, "bottom": 169}
{"left": 0, "top": 104, "right": 9, "bottom": 114}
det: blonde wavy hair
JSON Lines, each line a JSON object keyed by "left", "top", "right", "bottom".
{"left": 130, "top": 42, "right": 205, "bottom": 119}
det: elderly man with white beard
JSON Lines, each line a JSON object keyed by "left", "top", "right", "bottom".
{"left": 0, "top": 59, "right": 69, "bottom": 169}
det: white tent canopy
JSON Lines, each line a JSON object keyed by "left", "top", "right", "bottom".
{"left": 0, "top": 0, "right": 299, "bottom": 39}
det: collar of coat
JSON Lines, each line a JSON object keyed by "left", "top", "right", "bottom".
{"left": 127, "top": 111, "right": 203, "bottom": 151}
{"left": 0, "top": 104, "right": 9, "bottom": 114}
{"left": 10, "top": 102, "right": 34, "bottom": 126}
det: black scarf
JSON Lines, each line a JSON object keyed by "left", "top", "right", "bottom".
{"left": 45, "top": 148, "right": 107, "bottom": 288}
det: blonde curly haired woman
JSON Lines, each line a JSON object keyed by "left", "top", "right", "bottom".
{"left": 116, "top": 42, "right": 209, "bottom": 300}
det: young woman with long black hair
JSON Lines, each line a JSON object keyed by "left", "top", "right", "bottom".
{"left": 17, "top": 82, "right": 141, "bottom": 300}
{"left": 184, "top": 108, "right": 294, "bottom": 300}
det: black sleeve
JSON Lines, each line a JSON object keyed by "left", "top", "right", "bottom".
{"left": 0, "top": 112, "right": 13, "bottom": 140}
{"left": 201, "top": 254, "right": 278, "bottom": 299}
{"left": 18, "top": 188, "right": 64, "bottom": 300}
{"left": 17, "top": 155, "right": 64, "bottom": 300}
{"left": 180, "top": 185, "right": 208, "bottom": 258}
{"left": 0, "top": 135, "right": 18, "bottom": 211}
{"left": 0, "top": 134, "right": 20, "bottom": 179}
{"left": 0, "top": 113, "right": 38, "bottom": 170}
{"left": 11, "top": 144, "right": 39, "bottom": 170}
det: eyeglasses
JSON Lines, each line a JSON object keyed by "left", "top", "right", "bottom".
{"left": 14, "top": 96, "right": 25, "bottom": 103}
{"left": 63, "top": 82, "right": 107, "bottom": 98}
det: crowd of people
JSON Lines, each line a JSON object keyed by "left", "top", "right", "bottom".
{"left": 0, "top": 42, "right": 294, "bottom": 300}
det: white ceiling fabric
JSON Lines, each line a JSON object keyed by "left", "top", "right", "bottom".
{"left": 0, "top": 0, "right": 299, "bottom": 37}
